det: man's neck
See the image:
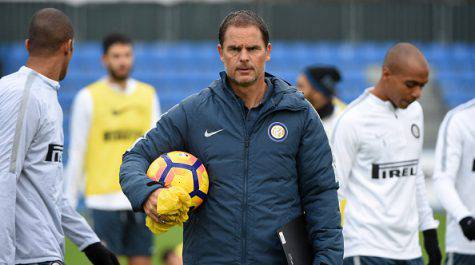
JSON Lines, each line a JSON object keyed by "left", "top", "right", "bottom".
{"left": 108, "top": 77, "right": 128, "bottom": 90}
{"left": 372, "top": 82, "right": 398, "bottom": 109}
{"left": 25, "top": 56, "right": 61, "bottom": 81}
{"left": 230, "top": 77, "right": 268, "bottom": 109}
{"left": 372, "top": 82, "right": 389, "bottom": 101}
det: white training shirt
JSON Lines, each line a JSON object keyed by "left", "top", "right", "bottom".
{"left": 0, "top": 67, "right": 99, "bottom": 264}
{"left": 65, "top": 78, "right": 161, "bottom": 210}
{"left": 331, "top": 88, "right": 438, "bottom": 260}
{"left": 433, "top": 98, "right": 475, "bottom": 255}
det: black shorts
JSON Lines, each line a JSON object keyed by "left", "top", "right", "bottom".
{"left": 445, "top": 252, "right": 475, "bottom": 265}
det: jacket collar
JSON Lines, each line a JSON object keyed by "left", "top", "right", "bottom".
{"left": 210, "top": 71, "right": 306, "bottom": 111}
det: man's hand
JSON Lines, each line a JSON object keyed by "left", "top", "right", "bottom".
{"left": 459, "top": 216, "right": 475, "bottom": 241}
{"left": 143, "top": 186, "right": 192, "bottom": 234}
{"left": 423, "top": 229, "right": 442, "bottom": 265}
{"left": 83, "top": 242, "right": 119, "bottom": 265}
{"left": 143, "top": 188, "right": 163, "bottom": 223}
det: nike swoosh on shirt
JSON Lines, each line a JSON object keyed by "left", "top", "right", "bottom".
{"left": 204, "top": 129, "right": 224, "bottom": 138}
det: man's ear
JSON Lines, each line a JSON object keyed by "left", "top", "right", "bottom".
{"left": 25, "top": 39, "right": 31, "bottom": 53}
{"left": 217, "top": 44, "right": 224, "bottom": 62}
{"left": 62, "top": 39, "right": 73, "bottom": 55}
{"left": 265, "top": 42, "right": 272, "bottom": 62}
{"left": 381, "top": 66, "right": 391, "bottom": 80}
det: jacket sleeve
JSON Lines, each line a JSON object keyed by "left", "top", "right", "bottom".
{"left": 297, "top": 106, "right": 343, "bottom": 265}
{"left": 60, "top": 194, "right": 100, "bottom": 251}
{"left": 433, "top": 113, "right": 471, "bottom": 221}
{"left": 120, "top": 103, "right": 188, "bottom": 212}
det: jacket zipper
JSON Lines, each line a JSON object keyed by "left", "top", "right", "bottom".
{"left": 241, "top": 136, "right": 250, "bottom": 265}
{"left": 239, "top": 99, "right": 305, "bottom": 264}
{"left": 241, "top": 107, "right": 251, "bottom": 265}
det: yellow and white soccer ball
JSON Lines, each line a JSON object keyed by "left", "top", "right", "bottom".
{"left": 146, "top": 151, "right": 209, "bottom": 209}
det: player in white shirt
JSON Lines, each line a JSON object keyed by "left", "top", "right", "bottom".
{"left": 296, "top": 65, "right": 346, "bottom": 137}
{"left": 433, "top": 98, "right": 475, "bottom": 265}
{"left": 0, "top": 8, "right": 118, "bottom": 265}
{"left": 332, "top": 43, "right": 441, "bottom": 265}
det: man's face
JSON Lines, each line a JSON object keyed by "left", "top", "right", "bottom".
{"left": 218, "top": 25, "right": 271, "bottom": 87}
{"left": 296, "top": 74, "right": 328, "bottom": 109}
{"left": 103, "top": 43, "right": 134, "bottom": 81}
{"left": 383, "top": 61, "right": 428, "bottom": 109}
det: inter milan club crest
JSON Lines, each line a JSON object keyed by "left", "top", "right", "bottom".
{"left": 268, "top": 122, "right": 288, "bottom": 142}
{"left": 411, "top": 124, "right": 420, "bottom": 139}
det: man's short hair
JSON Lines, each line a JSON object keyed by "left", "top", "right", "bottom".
{"left": 218, "top": 10, "right": 270, "bottom": 46}
{"left": 28, "top": 8, "right": 74, "bottom": 55}
{"left": 102, "top": 33, "right": 133, "bottom": 54}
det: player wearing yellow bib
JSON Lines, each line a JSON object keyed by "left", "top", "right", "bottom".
{"left": 65, "top": 34, "right": 160, "bottom": 265}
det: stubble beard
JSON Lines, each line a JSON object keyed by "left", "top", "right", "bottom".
{"left": 109, "top": 68, "right": 129, "bottom": 82}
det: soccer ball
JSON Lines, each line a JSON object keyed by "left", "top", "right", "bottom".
{"left": 146, "top": 151, "right": 209, "bottom": 209}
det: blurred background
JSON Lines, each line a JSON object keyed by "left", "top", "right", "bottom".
{"left": 1, "top": 0, "right": 474, "bottom": 264}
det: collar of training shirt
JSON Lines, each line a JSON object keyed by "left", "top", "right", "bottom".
{"left": 19, "top": 66, "right": 60, "bottom": 90}
{"left": 366, "top": 87, "right": 399, "bottom": 113}
{"left": 101, "top": 77, "right": 137, "bottom": 95}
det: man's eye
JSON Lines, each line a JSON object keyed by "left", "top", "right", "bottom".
{"left": 406, "top": 82, "right": 416, "bottom": 88}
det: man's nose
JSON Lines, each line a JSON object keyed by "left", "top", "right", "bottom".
{"left": 412, "top": 87, "right": 422, "bottom": 99}
{"left": 239, "top": 50, "right": 250, "bottom": 62}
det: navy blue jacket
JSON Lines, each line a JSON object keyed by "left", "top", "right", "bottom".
{"left": 120, "top": 72, "right": 343, "bottom": 264}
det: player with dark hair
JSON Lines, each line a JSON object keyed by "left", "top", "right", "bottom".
{"left": 332, "top": 43, "right": 442, "bottom": 265}
{"left": 120, "top": 9, "right": 343, "bottom": 265}
{"left": 0, "top": 8, "right": 118, "bottom": 265}
{"left": 297, "top": 65, "right": 346, "bottom": 137}
{"left": 433, "top": 98, "right": 475, "bottom": 265}
{"left": 65, "top": 33, "right": 160, "bottom": 265}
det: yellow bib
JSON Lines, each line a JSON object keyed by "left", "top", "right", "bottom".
{"left": 84, "top": 80, "right": 155, "bottom": 196}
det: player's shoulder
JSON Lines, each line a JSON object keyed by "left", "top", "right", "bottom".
{"left": 444, "top": 98, "right": 475, "bottom": 126}
{"left": 0, "top": 71, "right": 24, "bottom": 91}
{"left": 133, "top": 79, "right": 156, "bottom": 94}
{"left": 84, "top": 79, "right": 106, "bottom": 91}
{"left": 0, "top": 71, "right": 28, "bottom": 102}
{"left": 0, "top": 70, "right": 45, "bottom": 113}
{"left": 338, "top": 90, "right": 372, "bottom": 123}
{"left": 452, "top": 98, "right": 475, "bottom": 115}
{"left": 0, "top": 69, "right": 43, "bottom": 99}
{"left": 74, "top": 86, "right": 93, "bottom": 105}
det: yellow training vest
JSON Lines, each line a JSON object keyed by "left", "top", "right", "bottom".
{"left": 84, "top": 80, "right": 155, "bottom": 196}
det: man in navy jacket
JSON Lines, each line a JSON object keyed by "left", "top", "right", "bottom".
{"left": 120, "top": 10, "right": 343, "bottom": 265}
